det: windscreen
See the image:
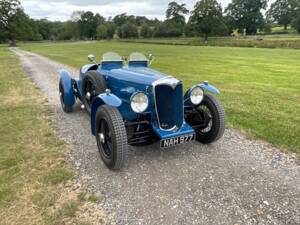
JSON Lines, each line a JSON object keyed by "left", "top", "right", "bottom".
{"left": 129, "top": 52, "right": 148, "bottom": 61}
{"left": 102, "top": 52, "right": 122, "bottom": 62}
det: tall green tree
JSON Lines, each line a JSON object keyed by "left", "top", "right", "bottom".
{"left": 78, "top": 11, "right": 104, "bottom": 39}
{"left": 0, "top": 0, "right": 21, "bottom": 45}
{"left": 189, "top": 0, "right": 224, "bottom": 41}
{"left": 0, "top": 0, "right": 41, "bottom": 44}
{"left": 267, "top": 0, "right": 295, "bottom": 30}
{"left": 225, "top": 0, "right": 267, "bottom": 34}
{"left": 166, "top": 1, "right": 189, "bottom": 25}
{"left": 291, "top": 1, "right": 300, "bottom": 33}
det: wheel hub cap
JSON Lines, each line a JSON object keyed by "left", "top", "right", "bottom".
{"left": 86, "top": 92, "right": 91, "bottom": 100}
{"left": 99, "top": 133, "right": 105, "bottom": 143}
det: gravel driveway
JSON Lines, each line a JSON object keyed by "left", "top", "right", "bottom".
{"left": 13, "top": 48, "right": 300, "bottom": 225}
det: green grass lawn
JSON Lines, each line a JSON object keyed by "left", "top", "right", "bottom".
{"left": 0, "top": 48, "right": 105, "bottom": 225}
{"left": 21, "top": 41, "right": 300, "bottom": 153}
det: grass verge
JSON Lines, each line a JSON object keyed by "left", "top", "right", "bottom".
{"left": 0, "top": 48, "right": 110, "bottom": 225}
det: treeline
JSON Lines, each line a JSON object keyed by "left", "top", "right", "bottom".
{"left": 1, "top": 0, "right": 300, "bottom": 44}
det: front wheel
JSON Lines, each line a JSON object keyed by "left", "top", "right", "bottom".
{"left": 95, "top": 105, "right": 128, "bottom": 170}
{"left": 187, "top": 94, "right": 225, "bottom": 144}
{"left": 59, "top": 79, "right": 72, "bottom": 113}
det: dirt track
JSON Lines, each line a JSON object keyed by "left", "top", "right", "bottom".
{"left": 13, "top": 48, "right": 300, "bottom": 225}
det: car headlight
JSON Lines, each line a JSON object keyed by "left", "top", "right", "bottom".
{"left": 190, "top": 86, "right": 204, "bottom": 105}
{"left": 131, "top": 92, "right": 149, "bottom": 113}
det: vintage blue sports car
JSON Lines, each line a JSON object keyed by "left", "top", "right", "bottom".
{"left": 59, "top": 52, "right": 225, "bottom": 170}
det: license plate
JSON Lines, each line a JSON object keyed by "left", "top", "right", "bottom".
{"left": 160, "top": 133, "right": 195, "bottom": 148}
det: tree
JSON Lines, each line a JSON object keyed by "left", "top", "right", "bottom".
{"left": 189, "top": 0, "right": 224, "bottom": 41}
{"left": 59, "top": 21, "right": 80, "bottom": 40}
{"left": 291, "top": 1, "right": 300, "bottom": 33}
{"left": 153, "top": 21, "right": 183, "bottom": 37}
{"left": 70, "top": 11, "right": 83, "bottom": 22}
{"left": 135, "top": 16, "right": 149, "bottom": 26}
{"left": 165, "top": 1, "right": 189, "bottom": 36}
{"left": 292, "top": 16, "right": 300, "bottom": 33}
{"left": 113, "top": 13, "right": 135, "bottom": 26}
{"left": 11, "top": 12, "right": 41, "bottom": 41}
{"left": 94, "top": 13, "right": 105, "bottom": 25}
{"left": 267, "top": 0, "right": 295, "bottom": 30}
{"left": 0, "top": 0, "right": 42, "bottom": 44}
{"left": 225, "top": 0, "right": 268, "bottom": 35}
{"left": 78, "top": 11, "right": 104, "bottom": 39}
{"left": 96, "top": 24, "right": 107, "bottom": 39}
{"left": 140, "top": 24, "right": 152, "bottom": 38}
{"left": 184, "top": 22, "right": 198, "bottom": 37}
{"left": 0, "top": 0, "right": 21, "bottom": 45}
{"left": 105, "top": 22, "right": 116, "bottom": 39}
{"left": 35, "top": 19, "right": 53, "bottom": 40}
{"left": 166, "top": 1, "right": 189, "bottom": 25}
{"left": 120, "top": 22, "right": 138, "bottom": 38}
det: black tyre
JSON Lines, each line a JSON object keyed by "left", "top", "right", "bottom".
{"left": 193, "top": 94, "right": 225, "bottom": 144}
{"left": 59, "top": 79, "right": 72, "bottom": 113}
{"left": 82, "top": 71, "right": 107, "bottom": 113}
{"left": 95, "top": 105, "right": 128, "bottom": 170}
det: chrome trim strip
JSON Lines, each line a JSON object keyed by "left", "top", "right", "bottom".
{"left": 152, "top": 76, "right": 180, "bottom": 89}
{"left": 152, "top": 76, "right": 182, "bottom": 131}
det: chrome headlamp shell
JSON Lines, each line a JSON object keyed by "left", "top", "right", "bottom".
{"left": 130, "top": 92, "right": 149, "bottom": 113}
{"left": 190, "top": 86, "right": 204, "bottom": 105}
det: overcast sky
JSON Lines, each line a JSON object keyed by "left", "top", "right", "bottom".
{"left": 21, "top": 0, "right": 235, "bottom": 21}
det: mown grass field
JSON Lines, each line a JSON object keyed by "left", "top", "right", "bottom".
{"left": 121, "top": 34, "right": 300, "bottom": 49}
{"left": 21, "top": 41, "right": 300, "bottom": 153}
{"left": 0, "top": 47, "right": 105, "bottom": 225}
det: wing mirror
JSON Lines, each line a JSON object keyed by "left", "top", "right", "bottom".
{"left": 88, "top": 54, "right": 96, "bottom": 63}
{"left": 148, "top": 54, "right": 154, "bottom": 65}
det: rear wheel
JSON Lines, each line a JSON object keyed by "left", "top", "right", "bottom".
{"left": 82, "top": 71, "right": 106, "bottom": 113}
{"left": 95, "top": 105, "right": 128, "bottom": 170}
{"left": 186, "top": 94, "right": 225, "bottom": 144}
{"left": 59, "top": 79, "right": 72, "bottom": 113}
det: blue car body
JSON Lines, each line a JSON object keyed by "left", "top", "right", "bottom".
{"left": 59, "top": 52, "right": 220, "bottom": 146}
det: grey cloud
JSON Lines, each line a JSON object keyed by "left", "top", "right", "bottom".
{"left": 20, "top": 0, "right": 232, "bottom": 21}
